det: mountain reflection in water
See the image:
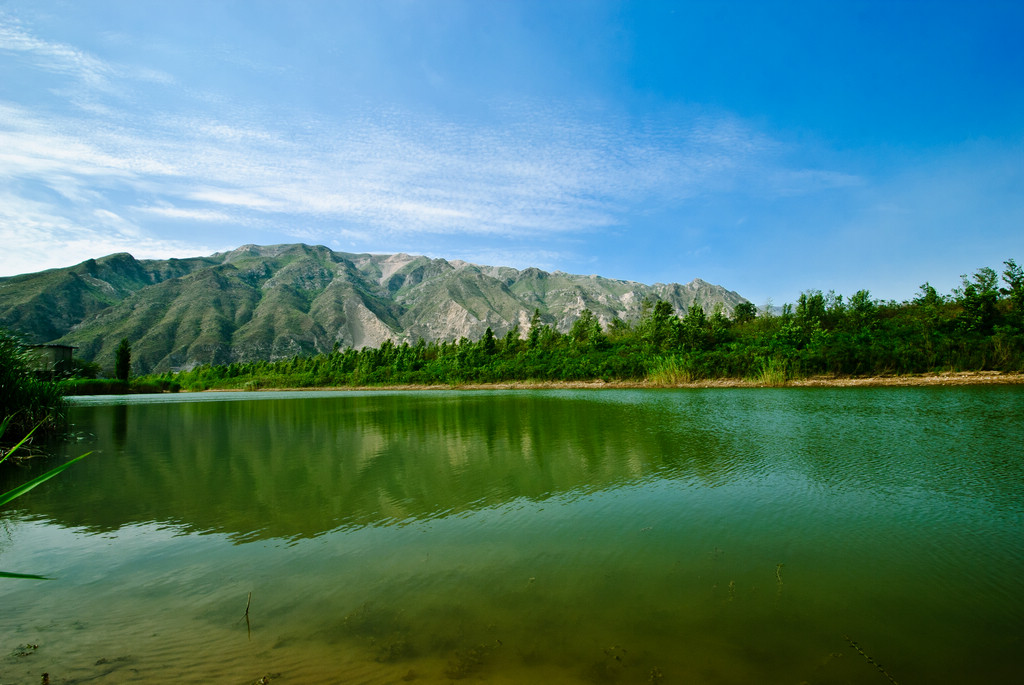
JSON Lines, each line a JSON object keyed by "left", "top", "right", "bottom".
{"left": 18, "top": 391, "right": 740, "bottom": 539}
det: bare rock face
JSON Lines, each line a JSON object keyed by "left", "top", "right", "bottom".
{"left": 0, "top": 243, "right": 749, "bottom": 373}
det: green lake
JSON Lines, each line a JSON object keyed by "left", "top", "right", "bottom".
{"left": 1, "top": 387, "right": 1022, "bottom": 683}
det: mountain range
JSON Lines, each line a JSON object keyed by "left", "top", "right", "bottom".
{"left": 0, "top": 244, "right": 748, "bottom": 374}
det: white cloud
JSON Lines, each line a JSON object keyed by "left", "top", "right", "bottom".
{"left": 0, "top": 191, "right": 222, "bottom": 275}
{"left": 92, "top": 208, "right": 141, "bottom": 238}
{"left": 188, "top": 188, "right": 282, "bottom": 211}
{"left": 134, "top": 205, "right": 238, "bottom": 223}
{"left": 1, "top": 13, "right": 174, "bottom": 95}
{"left": 0, "top": 17, "right": 113, "bottom": 90}
{"left": 0, "top": 17, "right": 867, "bottom": 276}
{"left": 442, "top": 246, "right": 573, "bottom": 273}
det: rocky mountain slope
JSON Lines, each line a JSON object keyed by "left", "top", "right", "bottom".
{"left": 0, "top": 244, "right": 748, "bottom": 373}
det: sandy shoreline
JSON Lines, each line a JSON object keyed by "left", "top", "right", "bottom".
{"left": 220, "top": 370, "right": 1024, "bottom": 392}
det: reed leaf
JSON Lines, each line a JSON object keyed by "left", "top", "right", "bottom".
{"left": 0, "top": 452, "right": 91, "bottom": 508}
{"left": 0, "top": 418, "right": 41, "bottom": 466}
{"left": 1, "top": 417, "right": 89, "bottom": 579}
{"left": 0, "top": 571, "right": 49, "bottom": 580}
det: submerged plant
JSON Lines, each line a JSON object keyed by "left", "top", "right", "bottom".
{"left": 845, "top": 635, "right": 900, "bottom": 685}
{"left": 1, "top": 417, "right": 89, "bottom": 579}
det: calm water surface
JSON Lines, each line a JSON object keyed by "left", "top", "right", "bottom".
{"left": 1, "top": 388, "right": 1022, "bottom": 684}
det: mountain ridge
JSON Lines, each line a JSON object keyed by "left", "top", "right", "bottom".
{"left": 0, "top": 244, "right": 748, "bottom": 373}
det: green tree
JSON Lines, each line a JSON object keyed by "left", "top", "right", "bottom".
{"left": 955, "top": 267, "right": 1000, "bottom": 334}
{"left": 569, "top": 309, "right": 605, "bottom": 349}
{"left": 502, "top": 325, "right": 522, "bottom": 355}
{"left": 481, "top": 327, "right": 497, "bottom": 356}
{"left": 732, "top": 301, "right": 757, "bottom": 325}
{"left": 795, "top": 290, "right": 826, "bottom": 334}
{"left": 1002, "top": 258, "right": 1024, "bottom": 328}
{"left": 605, "top": 318, "right": 632, "bottom": 342}
{"left": 707, "top": 303, "right": 732, "bottom": 348}
{"left": 680, "top": 302, "right": 709, "bottom": 350}
{"left": 845, "top": 290, "right": 877, "bottom": 330}
{"left": 115, "top": 338, "right": 132, "bottom": 382}
{"left": 527, "top": 309, "right": 543, "bottom": 349}
{"left": 642, "top": 300, "right": 678, "bottom": 351}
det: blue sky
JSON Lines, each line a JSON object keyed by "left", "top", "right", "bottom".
{"left": 1, "top": 0, "right": 1021, "bottom": 306}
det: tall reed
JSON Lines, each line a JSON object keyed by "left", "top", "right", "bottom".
{"left": 752, "top": 357, "right": 789, "bottom": 387}
{"left": 647, "top": 355, "right": 696, "bottom": 385}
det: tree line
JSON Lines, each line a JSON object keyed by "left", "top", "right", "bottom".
{"left": 143, "top": 259, "right": 1024, "bottom": 391}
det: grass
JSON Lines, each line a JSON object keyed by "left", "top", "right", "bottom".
{"left": 752, "top": 357, "right": 789, "bottom": 387}
{"left": 646, "top": 355, "right": 696, "bottom": 385}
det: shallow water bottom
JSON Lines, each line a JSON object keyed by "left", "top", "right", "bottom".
{"left": 3, "top": 501, "right": 1020, "bottom": 685}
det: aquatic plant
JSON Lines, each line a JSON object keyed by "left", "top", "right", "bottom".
{"left": 0, "top": 417, "right": 89, "bottom": 579}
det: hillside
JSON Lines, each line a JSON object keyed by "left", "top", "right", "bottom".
{"left": 0, "top": 244, "right": 747, "bottom": 373}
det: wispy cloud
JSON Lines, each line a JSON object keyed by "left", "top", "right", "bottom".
{"left": 447, "top": 246, "right": 574, "bottom": 273}
{"left": 133, "top": 205, "right": 239, "bottom": 224}
{"left": 3, "top": 101, "right": 816, "bottom": 233}
{"left": 0, "top": 16, "right": 863, "bottom": 276}
{"left": 0, "top": 191, "right": 224, "bottom": 275}
{"left": 0, "top": 16, "right": 114, "bottom": 90}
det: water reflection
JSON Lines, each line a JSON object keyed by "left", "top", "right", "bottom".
{"left": 8, "top": 388, "right": 1023, "bottom": 543}
{"left": 111, "top": 403, "right": 128, "bottom": 449}
{"left": 14, "top": 391, "right": 747, "bottom": 540}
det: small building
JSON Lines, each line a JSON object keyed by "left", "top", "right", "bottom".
{"left": 28, "top": 344, "right": 77, "bottom": 377}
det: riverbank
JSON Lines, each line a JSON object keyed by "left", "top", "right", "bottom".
{"left": 407, "top": 370, "right": 1024, "bottom": 390}
{"left": 206, "top": 370, "right": 1024, "bottom": 393}
{"left": 783, "top": 370, "right": 1024, "bottom": 387}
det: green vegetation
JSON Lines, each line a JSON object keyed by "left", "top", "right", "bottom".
{"left": 115, "top": 337, "right": 132, "bottom": 381}
{"left": 0, "top": 418, "right": 90, "bottom": 579}
{"left": 62, "top": 378, "right": 180, "bottom": 395}
{"left": 0, "top": 330, "right": 67, "bottom": 438}
{"left": 144, "top": 261, "right": 1024, "bottom": 391}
